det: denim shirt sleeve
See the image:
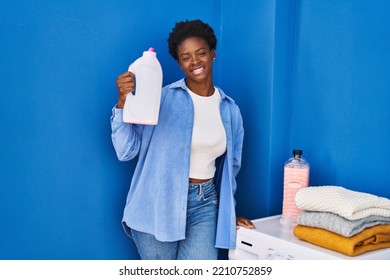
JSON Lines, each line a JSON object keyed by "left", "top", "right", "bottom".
{"left": 232, "top": 104, "right": 244, "bottom": 196}
{"left": 110, "top": 106, "right": 144, "bottom": 161}
{"left": 214, "top": 93, "right": 245, "bottom": 249}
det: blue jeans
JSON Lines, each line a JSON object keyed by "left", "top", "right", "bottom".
{"left": 131, "top": 179, "right": 219, "bottom": 260}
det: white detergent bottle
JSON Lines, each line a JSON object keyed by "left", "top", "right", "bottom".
{"left": 123, "top": 48, "right": 163, "bottom": 125}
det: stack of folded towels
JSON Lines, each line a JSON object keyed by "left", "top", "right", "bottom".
{"left": 293, "top": 186, "right": 390, "bottom": 256}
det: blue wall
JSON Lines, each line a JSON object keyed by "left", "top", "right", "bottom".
{"left": 1, "top": 0, "right": 389, "bottom": 259}
{"left": 291, "top": 0, "right": 390, "bottom": 197}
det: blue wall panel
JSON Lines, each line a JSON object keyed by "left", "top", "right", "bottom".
{"left": 292, "top": 0, "right": 390, "bottom": 196}
{"left": 0, "top": 0, "right": 222, "bottom": 260}
{"left": 217, "top": 0, "right": 277, "bottom": 221}
{"left": 1, "top": 0, "right": 389, "bottom": 259}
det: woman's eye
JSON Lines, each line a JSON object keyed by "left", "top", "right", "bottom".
{"left": 198, "top": 52, "right": 207, "bottom": 56}
{"left": 182, "top": 57, "right": 190, "bottom": 62}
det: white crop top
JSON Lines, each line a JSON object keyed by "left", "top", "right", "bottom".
{"left": 188, "top": 87, "right": 227, "bottom": 179}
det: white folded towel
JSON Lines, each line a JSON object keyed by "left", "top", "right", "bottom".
{"left": 295, "top": 186, "right": 390, "bottom": 220}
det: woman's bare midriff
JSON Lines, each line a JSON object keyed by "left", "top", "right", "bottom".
{"left": 189, "top": 178, "right": 212, "bottom": 183}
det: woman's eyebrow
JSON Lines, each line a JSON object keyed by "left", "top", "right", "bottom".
{"left": 179, "top": 47, "right": 208, "bottom": 56}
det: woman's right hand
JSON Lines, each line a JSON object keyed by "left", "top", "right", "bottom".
{"left": 116, "top": 71, "right": 135, "bottom": 109}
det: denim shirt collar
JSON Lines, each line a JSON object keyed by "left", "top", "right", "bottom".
{"left": 168, "top": 78, "right": 230, "bottom": 101}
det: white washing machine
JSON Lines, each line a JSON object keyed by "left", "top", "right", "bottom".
{"left": 229, "top": 215, "right": 390, "bottom": 260}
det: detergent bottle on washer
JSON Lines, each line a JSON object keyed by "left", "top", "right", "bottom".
{"left": 280, "top": 150, "right": 310, "bottom": 227}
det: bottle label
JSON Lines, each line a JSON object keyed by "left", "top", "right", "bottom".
{"left": 282, "top": 166, "right": 310, "bottom": 223}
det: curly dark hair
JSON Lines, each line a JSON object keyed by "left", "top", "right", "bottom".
{"left": 167, "top": 19, "right": 217, "bottom": 61}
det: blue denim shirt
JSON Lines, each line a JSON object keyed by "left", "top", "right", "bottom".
{"left": 111, "top": 78, "right": 244, "bottom": 249}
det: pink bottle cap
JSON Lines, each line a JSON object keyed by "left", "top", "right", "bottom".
{"left": 148, "top": 47, "right": 155, "bottom": 52}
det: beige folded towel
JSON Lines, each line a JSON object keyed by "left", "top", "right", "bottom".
{"left": 295, "top": 186, "right": 390, "bottom": 220}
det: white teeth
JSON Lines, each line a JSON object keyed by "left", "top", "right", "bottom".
{"left": 193, "top": 67, "right": 203, "bottom": 74}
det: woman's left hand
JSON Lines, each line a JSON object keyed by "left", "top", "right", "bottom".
{"left": 236, "top": 216, "right": 255, "bottom": 229}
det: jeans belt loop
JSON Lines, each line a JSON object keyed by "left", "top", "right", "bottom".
{"left": 198, "top": 184, "right": 203, "bottom": 197}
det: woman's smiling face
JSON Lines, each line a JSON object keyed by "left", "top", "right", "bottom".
{"left": 177, "top": 37, "right": 215, "bottom": 85}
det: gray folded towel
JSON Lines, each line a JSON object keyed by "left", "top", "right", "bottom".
{"left": 296, "top": 211, "right": 390, "bottom": 237}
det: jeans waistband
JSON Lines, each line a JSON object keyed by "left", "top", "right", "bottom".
{"left": 188, "top": 178, "right": 214, "bottom": 195}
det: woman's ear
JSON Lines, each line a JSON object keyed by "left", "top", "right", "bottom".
{"left": 211, "top": 50, "right": 216, "bottom": 61}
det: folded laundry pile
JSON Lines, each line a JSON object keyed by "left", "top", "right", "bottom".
{"left": 293, "top": 186, "right": 390, "bottom": 256}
